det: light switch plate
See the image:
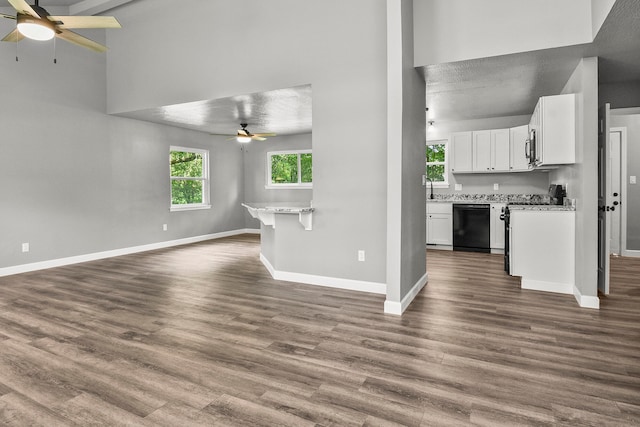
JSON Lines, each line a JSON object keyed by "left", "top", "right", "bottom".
{"left": 493, "top": 183, "right": 499, "bottom": 191}
{"left": 455, "top": 183, "right": 462, "bottom": 191}
{"left": 631, "top": 176, "right": 637, "bottom": 185}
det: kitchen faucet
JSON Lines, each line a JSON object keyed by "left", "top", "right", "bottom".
{"left": 426, "top": 177, "right": 434, "bottom": 199}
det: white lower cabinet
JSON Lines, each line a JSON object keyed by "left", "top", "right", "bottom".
{"left": 426, "top": 203, "right": 452, "bottom": 246}
{"left": 510, "top": 210, "right": 575, "bottom": 293}
{"left": 490, "top": 203, "right": 506, "bottom": 250}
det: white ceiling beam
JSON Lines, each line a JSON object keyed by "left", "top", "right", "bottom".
{"left": 69, "top": 0, "right": 134, "bottom": 16}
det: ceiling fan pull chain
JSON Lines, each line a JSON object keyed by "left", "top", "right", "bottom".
{"left": 15, "top": 25, "right": 18, "bottom": 62}
{"left": 53, "top": 36, "right": 57, "bottom": 64}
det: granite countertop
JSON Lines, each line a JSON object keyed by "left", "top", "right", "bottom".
{"left": 508, "top": 205, "right": 575, "bottom": 212}
{"left": 241, "top": 202, "right": 314, "bottom": 213}
{"left": 427, "top": 194, "right": 550, "bottom": 204}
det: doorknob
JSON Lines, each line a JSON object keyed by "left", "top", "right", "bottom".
{"left": 613, "top": 192, "right": 619, "bottom": 197}
{"left": 613, "top": 201, "right": 619, "bottom": 206}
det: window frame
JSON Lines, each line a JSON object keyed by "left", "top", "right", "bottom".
{"left": 266, "top": 149, "right": 313, "bottom": 189}
{"left": 426, "top": 139, "right": 449, "bottom": 189}
{"left": 169, "top": 146, "right": 211, "bottom": 212}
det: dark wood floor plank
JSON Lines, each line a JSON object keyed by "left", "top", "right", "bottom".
{"left": 0, "top": 235, "right": 638, "bottom": 425}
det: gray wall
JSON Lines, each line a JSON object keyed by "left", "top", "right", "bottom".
{"left": 106, "top": 0, "right": 389, "bottom": 284}
{"left": 610, "top": 113, "right": 640, "bottom": 250}
{"left": 550, "top": 57, "right": 599, "bottom": 299}
{"left": 399, "top": 0, "right": 427, "bottom": 298}
{"left": 428, "top": 115, "right": 551, "bottom": 196}
{"left": 242, "top": 134, "right": 313, "bottom": 229}
{"left": 600, "top": 80, "right": 640, "bottom": 110}
{"left": 0, "top": 37, "right": 245, "bottom": 269}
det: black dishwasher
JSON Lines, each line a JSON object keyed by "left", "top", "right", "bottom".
{"left": 453, "top": 204, "right": 490, "bottom": 253}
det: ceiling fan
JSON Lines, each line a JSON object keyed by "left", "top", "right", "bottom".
{"left": 1, "top": 0, "right": 121, "bottom": 53}
{"left": 217, "top": 123, "right": 276, "bottom": 143}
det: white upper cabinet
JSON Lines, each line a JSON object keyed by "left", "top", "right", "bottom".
{"left": 457, "top": 129, "right": 510, "bottom": 173}
{"left": 450, "top": 132, "right": 473, "bottom": 173}
{"left": 530, "top": 93, "right": 576, "bottom": 167}
{"left": 473, "top": 130, "right": 491, "bottom": 172}
{"left": 490, "top": 129, "right": 510, "bottom": 172}
{"left": 509, "top": 125, "right": 529, "bottom": 171}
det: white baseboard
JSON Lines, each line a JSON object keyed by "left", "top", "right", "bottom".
{"left": 622, "top": 249, "right": 640, "bottom": 258}
{"left": 0, "top": 229, "right": 256, "bottom": 278}
{"left": 260, "top": 253, "right": 386, "bottom": 294}
{"left": 573, "top": 285, "right": 600, "bottom": 309}
{"left": 426, "top": 244, "right": 453, "bottom": 251}
{"left": 521, "top": 278, "right": 573, "bottom": 295}
{"left": 384, "top": 272, "right": 429, "bottom": 315}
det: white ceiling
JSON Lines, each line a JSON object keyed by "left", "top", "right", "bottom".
{"left": 117, "top": 85, "right": 313, "bottom": 137}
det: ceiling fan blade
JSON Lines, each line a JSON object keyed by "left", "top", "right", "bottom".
{"left": 1, "top": 28, "right": 24, "bottom": 42}
{"left": 56, "top": 29, "right": 107, "bottom": 52}
{"left": 252, "top": 133, "right": 276, "bottom": 137}
{"left": 7, "top": 0, "right": 39, "bottom": 18}
{"left": 1, "top": 13, "right": 16, "bottom": 20}
{"left": 252, "top": 136, "right": 267, "bottom": 141}
{"left": 47, "top": 15, "right": 121, "bottom": 29}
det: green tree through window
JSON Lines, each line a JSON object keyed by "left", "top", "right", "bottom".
{"left": 268, "top": 150, "right": 312, "bottom": 187}
{"left": 426, "top": 142, "right": 447, "bottom": 184}
{"left": 170, "top": 147, "right": 209, "bottom": 208}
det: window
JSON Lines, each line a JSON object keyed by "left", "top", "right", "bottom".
{"left": 170, "top": 146, "right": 210, "bottom": 211}
{"left": 426, "top": 140, "right": 448, "bottom": 188}
{"left": 266, "top": 150, "right": 312, "bottom": 188}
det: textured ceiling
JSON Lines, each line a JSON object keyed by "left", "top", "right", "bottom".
{"left": 117, "top": 85, "right": 313, "bottom": 137}
{"left": 423, "top": 0, "right": 640, "bottom": 123}
{"left": 421, "top": 45, "right": 588, "bottom": 122}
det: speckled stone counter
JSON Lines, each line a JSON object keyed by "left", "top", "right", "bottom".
{"left": 507, "top": 205, "right": 576, "bottom": 211}
{"left": 427, "top": 194, "right": 550, "bottom": 204}
{"left": 242, "top": 202, "right": 314, "bottom": 230}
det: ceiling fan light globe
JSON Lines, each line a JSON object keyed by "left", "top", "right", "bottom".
{"left": 237, "top": 136, "right": 252, "bottom": 143}
{"left": 17, "top": 19, "right": 55, "bottom": 41}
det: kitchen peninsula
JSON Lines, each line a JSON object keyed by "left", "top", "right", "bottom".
{"left": 242, "top": 202, "right": 315, "bottom": 281}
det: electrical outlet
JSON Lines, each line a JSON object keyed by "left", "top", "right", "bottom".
{"left": 162, "top": 224, "right": 168, "bottom": 231}
{"left": 493, "top": 183, "right": 499, "bottom": 191}
{"left": 455, "top": 183, "right": 462, "bottom": 191}
{"left": 358, "top": 250, "right": 365, "bottom": 262}
{"left": 631, "top": 176, "right": 637, "bottom": 185}
{"left": 21, "top": 243, "right": 29, "bottom": 253}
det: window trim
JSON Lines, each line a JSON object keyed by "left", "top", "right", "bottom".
{"left": 266, "top": 149, "right": 313, "bottom": 189}
{"left": 170, "top": 146, "right": 211, "bottom": 212}
{"left": 426, "top": 139, "right": 449, "bottom": 189}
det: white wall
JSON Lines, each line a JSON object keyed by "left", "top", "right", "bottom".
{"left": 413, "top": 0, "right": 593, "bottom": 66}
{"left": 550, "top": 57, "right": 599, "bottom": 300}
{"left": 106, "top": 0, "right": 390, "bottom": 285}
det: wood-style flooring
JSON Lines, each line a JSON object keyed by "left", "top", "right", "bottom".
{"left": 0, "top": 234, "right": 638, "bottom": 426}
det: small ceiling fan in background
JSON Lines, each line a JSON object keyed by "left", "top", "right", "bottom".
{"left": 1, "top": 0, "right": 121, "bottom": 53}
{"left": 215, "top": 123, "right": 276, "bottom": 143}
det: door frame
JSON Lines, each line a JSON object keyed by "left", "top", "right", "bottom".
{"left": 610, "top": 127, "right": 632, "bottom": 257}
